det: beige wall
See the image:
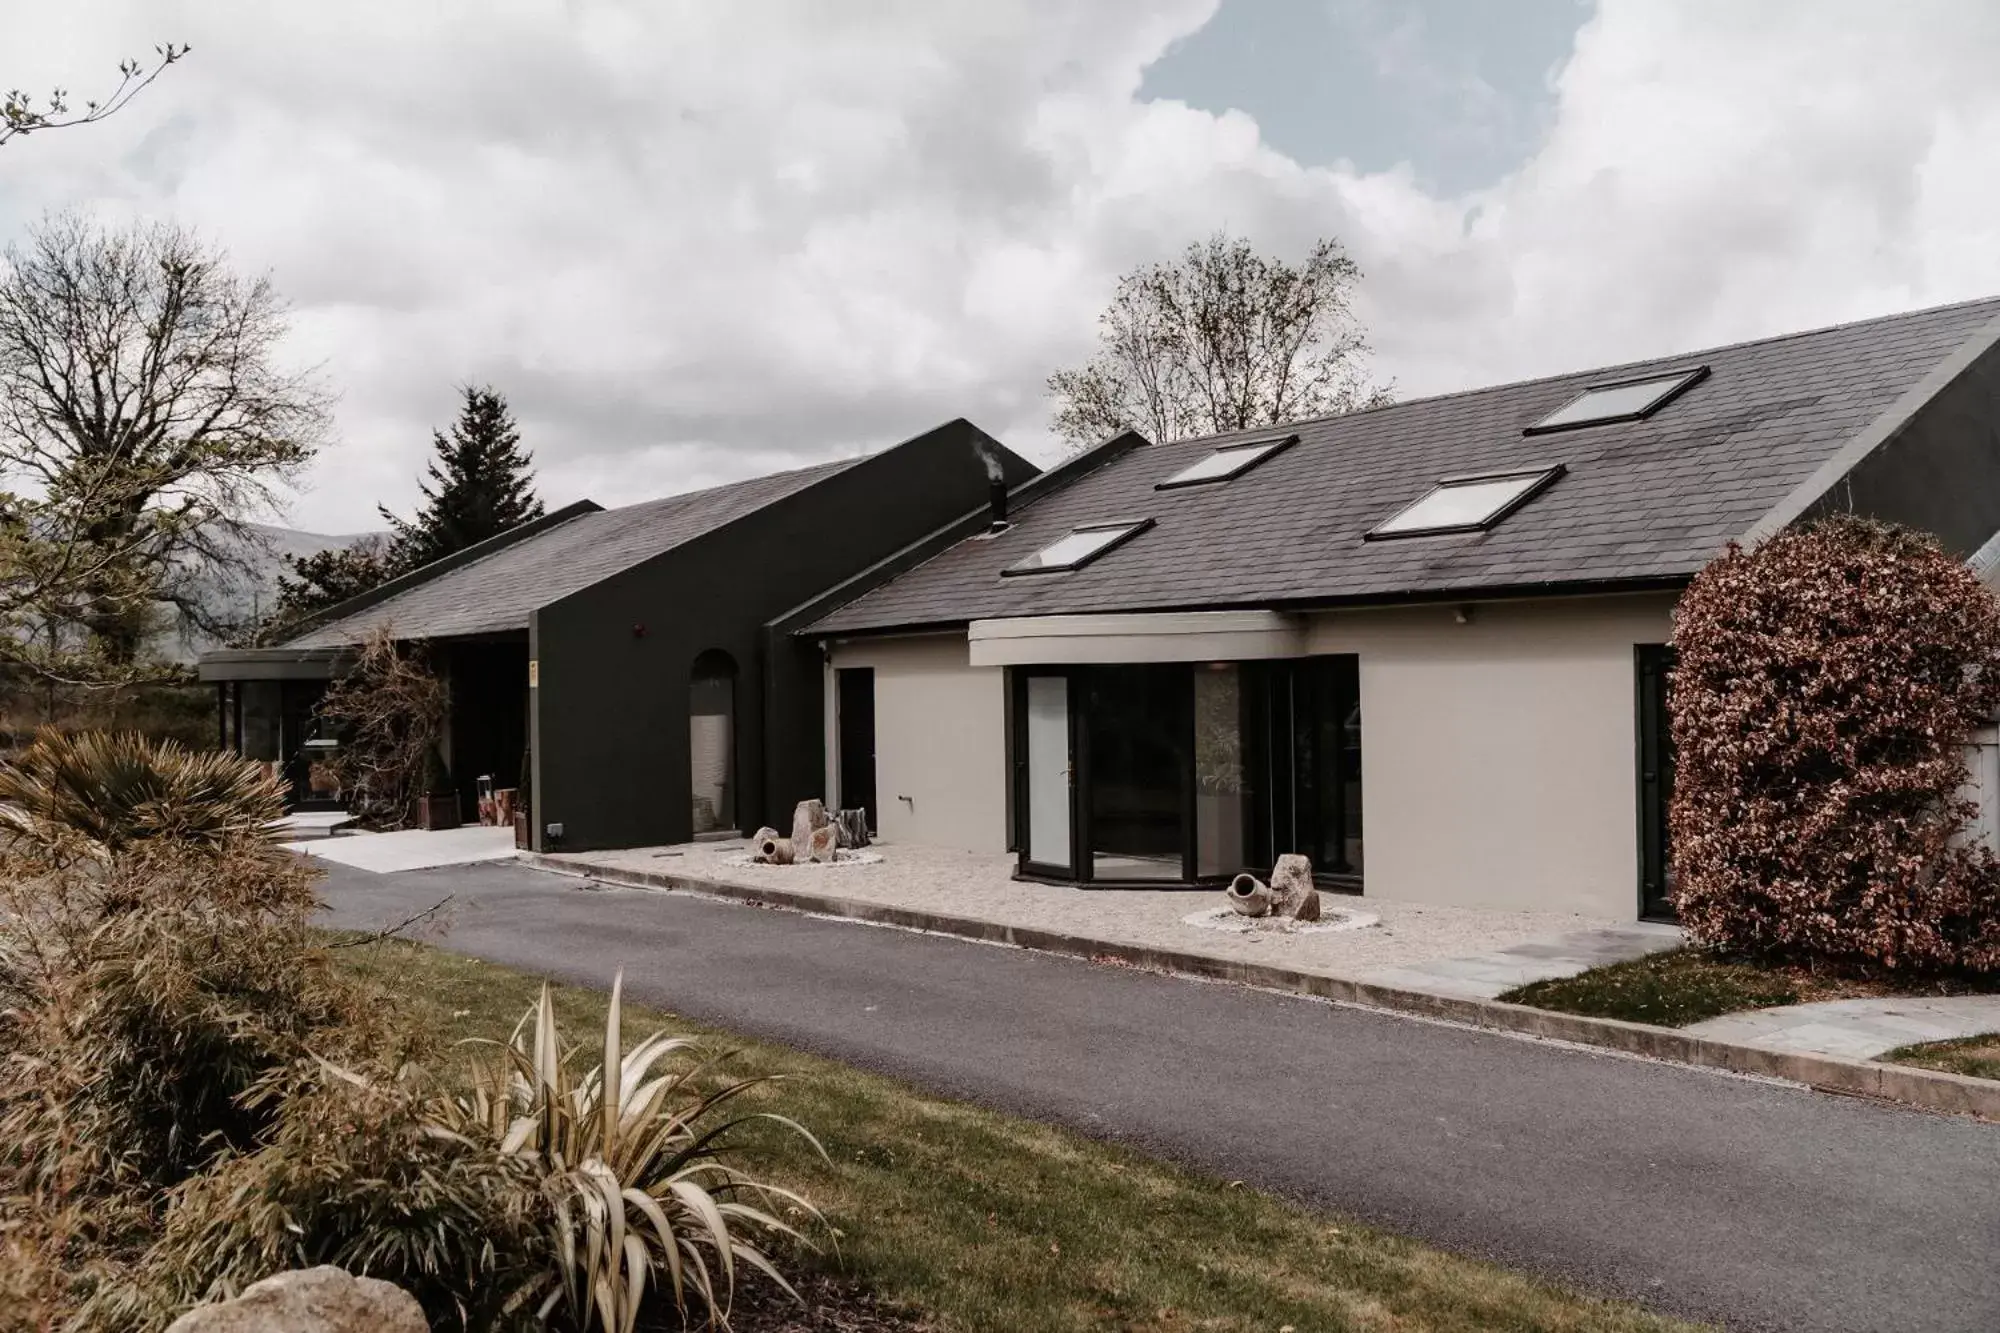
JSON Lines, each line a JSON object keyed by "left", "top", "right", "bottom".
{"left": 828, "top": 591, "right": 1678, "bottom": 918}
{"left": 1306, "top": 593, "right": 1677, "bottom": 918}
{"left": 826, "top": 634, "right": 1009, "bottom": 854}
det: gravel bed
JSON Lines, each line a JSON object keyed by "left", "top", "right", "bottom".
{"left": 561, "top": 840, "right": 1623, "bottom": 981}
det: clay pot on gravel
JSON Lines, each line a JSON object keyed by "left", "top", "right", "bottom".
{"left": 1226, "top": 872, "right": 1273, "bottom": 917}
{"left": 753, "top": 831, "right": 794, "bottom": 865}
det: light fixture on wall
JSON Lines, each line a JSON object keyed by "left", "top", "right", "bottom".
{"left": 1453, "top": 605, "right": 1474, "bottom": 625}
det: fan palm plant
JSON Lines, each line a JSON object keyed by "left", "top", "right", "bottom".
{"left": 0, "top": 730, "right": 285, "bottom": 854}
{"left": 431, "top": 975, "right": 825, "bottom": 1332}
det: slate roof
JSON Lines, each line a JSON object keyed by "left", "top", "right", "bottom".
{"left": 811, "top": 296, "right": 2000, "bottom": 635}
{"left": 287, "top": 456, "right": 860, "bottom": 647}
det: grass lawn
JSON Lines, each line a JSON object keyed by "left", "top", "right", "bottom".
{"left": 1883, "top": 1034, "right": 2000, "bottom": 1081}
{"left": 1500, "top": 949, "right": 1997, "bottom": 1028}
{"left": 329, "top": 934, "right": 1702, "bottom": 1333}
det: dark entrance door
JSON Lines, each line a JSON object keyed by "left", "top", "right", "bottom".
{"left": 1081, "top": 664, "right": 1193, "bottom": 882}
{"left": 837, "top": 667, "right": 877, "bottom": 833}
{"left": 1636, "top": 644, "right": 1678, "bottom": 921}
{"left": 1289, "top": 655, "right": 1363, "bottom": 880}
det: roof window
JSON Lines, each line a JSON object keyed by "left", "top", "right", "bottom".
{"left": 1524, "top": 367, "right": 1708, "bottom": 435}
{"left": 1155, "top": 434, "right": 1298, "bottom": 489}
{"left": 1002, "top": 519, "right": 1153, "bottom": 576}
{"left": 1366, "top": 466, "right": 1565, "bottom": 540}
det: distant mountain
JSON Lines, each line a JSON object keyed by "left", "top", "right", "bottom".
{"left": 165, "top": 523, "right": 387, "bottom": 660}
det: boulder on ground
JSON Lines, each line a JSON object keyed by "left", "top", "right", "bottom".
{"left": 833, "top": 807, "right": 870, "bottom": 849}
{"left": 165, "top": 1267, "right": 428, "bottom": 1333}
{"left": 806, "top": 823, "right": 839, "bottom": 862}
{"left": 791, "top": 799, "right": 830, "bottom": 852}
{"left": 1270, "top": 854, "right": 1321, "bottom": 921}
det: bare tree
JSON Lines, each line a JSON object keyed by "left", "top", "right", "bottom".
{"left": 315, "top": 628, "right": 447, "bottom": 828}
{"left": 1048, "top": 232, "right": 1391, "bottom": 452}
{"left": 0, "top": 212, "right": 331, "bottom": 676}
{"left": 2, "top": 45, "right": 189, "bottom": 149}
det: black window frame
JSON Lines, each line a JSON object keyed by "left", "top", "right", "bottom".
{"left": 1523, "top": 365, "right": 1710, "bottom": 436}
{"left": 1154, "top": 433, "right": 1299, "bottom": 490}
{"left": 1362, "top": 464, "right": 1566, "bottom": 541}
{"left": 1000, "top": 518, "right": 1155, "bottom": 577}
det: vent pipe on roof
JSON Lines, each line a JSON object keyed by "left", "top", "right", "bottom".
{"left": 975, "top": 438, "right": 1010, "bottom": 532}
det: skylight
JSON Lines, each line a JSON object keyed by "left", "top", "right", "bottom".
{"left": 1366, "top": 466, "right": 1565, "bottom": 539}
{"left": 1155, "top": 434, "right": 1298, "bottom": 489}
{"left": 1524, "top": 366, "right": 1709, "bottom": 435}
{"left": 1002, "top": 520, "right": 1153, "bottom": 576}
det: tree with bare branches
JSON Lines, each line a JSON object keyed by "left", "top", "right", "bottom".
{"left": 314, "top": 628, "right": 448, "bottom": 828}
{"left": 1048, "top": 232, "right": 1391, "bottom": 453}
{"left": 2, "top": 45, "right": 189, "bottom": 149}
{"left": 0, "top": 212, "right": 332, "bottom": 678}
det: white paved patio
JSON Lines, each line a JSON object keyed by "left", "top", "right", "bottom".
{"left": 286, "top": 824, "right": 517, "bottom": 873}
{"left": 551, "top": 838, "right": 1679, "bottom": 987}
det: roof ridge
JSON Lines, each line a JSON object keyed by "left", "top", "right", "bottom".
{"left": 1178, "top": 291, "right": 2000, "bottom": 445}
{"left": 614, "top": 451, "right": 863, "bottom": 516}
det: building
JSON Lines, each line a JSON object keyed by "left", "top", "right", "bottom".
{"left": 803, "top": 297, "right": 2000, "bottom": 921}
{"left": 198, "top": 419, "right": 1037, "bottom": 850}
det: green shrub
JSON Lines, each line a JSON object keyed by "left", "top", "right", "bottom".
{"left": 99, "top": 976, "right": 824, "bottom": 1333}
{"left": 430, "top": 975, "right": 825, "bottom": 1332}
{"left": 0, "top": 730, "right": 284, "bottom": 855}
{"left": 1671, "top": 517, "right": 2000, "bottom": 971}
{"left": 87, "top": 1075, "right": 551, "bottom": 1333}
{"left": 0, "top": 845, "right": 380, "bottom": 1198}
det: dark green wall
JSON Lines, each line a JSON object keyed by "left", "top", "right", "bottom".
{"left": 528, "top": 420, "right": 1035, "bottom": 852}
{"left": 1802, "top": 337, "right": 2000, "bottom": 554}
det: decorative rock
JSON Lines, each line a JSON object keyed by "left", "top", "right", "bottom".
{"left": 806, "top": 824, "right": 839, "bottom": 863}
{"left": 791, "top": 799, "right": 830, "bottom": 853}
{"left": 1225, "top": 872, "right": 1272, "bottom": 917}
{"left": 1270, "top": 854, "right": 1321, "bottom": 922}
{"left": 833, "top": 807, "right": 870, "bottom": 849}
{"left": 165, "top": 1266, "right": 428, "bottom": 1333}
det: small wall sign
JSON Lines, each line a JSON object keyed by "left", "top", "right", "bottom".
{"left": 528, "top": 660, "right": 539, "bottom": 688}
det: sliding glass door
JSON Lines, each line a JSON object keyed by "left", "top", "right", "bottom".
{"left": 1011, "top": 657, "right": 1360, "bottom": 888}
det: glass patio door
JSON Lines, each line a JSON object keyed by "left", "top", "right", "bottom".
{"left": 1021, "top": 673, "right": 1074, "bottom": 874}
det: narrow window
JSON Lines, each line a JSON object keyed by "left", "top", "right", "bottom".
{"left": 690, "top": 649, "right": 736, "bottom": 835}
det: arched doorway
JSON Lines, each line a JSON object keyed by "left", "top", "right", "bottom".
{"left": 689, "top": 649, "right": 737, "bottom": 835}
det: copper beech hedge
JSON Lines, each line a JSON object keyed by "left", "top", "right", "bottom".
{"left": 1670, "top": 517, "right": 2000, "bottom": 972}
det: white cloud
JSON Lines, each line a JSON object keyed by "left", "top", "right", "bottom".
{"left": 3, "top": 1, "right": 1999, "bottom": 531}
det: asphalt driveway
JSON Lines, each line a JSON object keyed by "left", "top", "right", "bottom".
{"left": 315, "top": 857, "right": 2000, "bottom": 1333}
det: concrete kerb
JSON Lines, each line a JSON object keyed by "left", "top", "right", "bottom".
{"left": 519, "top": 852, "right": 2000, "bottom": 1122}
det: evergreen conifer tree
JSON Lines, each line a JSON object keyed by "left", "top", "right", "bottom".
{"left": 384, "top": 385, "right": 545, "bottom": 569}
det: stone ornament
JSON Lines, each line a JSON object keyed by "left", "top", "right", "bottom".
{"left": 165, "top": 1266, "right": 428, "bottom": 1333}
{"left": 1224, "top": 854, "right": 1321, "bottom": 921}
{"left": 751, "top": 826, "right": 792, "bottom": 864}
{"left": 751, "top": 800, "right": 869, "bottom": 864}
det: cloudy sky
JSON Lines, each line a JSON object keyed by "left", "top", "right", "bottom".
{"left": 4, "top": 0, "right": 1999, "bottom": 534}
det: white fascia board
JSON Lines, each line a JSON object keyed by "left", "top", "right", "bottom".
{"left": 967, "top": 611, "right": 1307, "bottom": 666}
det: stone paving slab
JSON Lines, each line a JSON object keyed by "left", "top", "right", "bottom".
{"left": 289, "top": 824, "right": 516, "bottom": 873}
{"left": 1684, "top": 996, "right": 2000, "bottom": 1059}
{"left": 1357, "top": 925, "right": 1683, "bottom": 1000}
